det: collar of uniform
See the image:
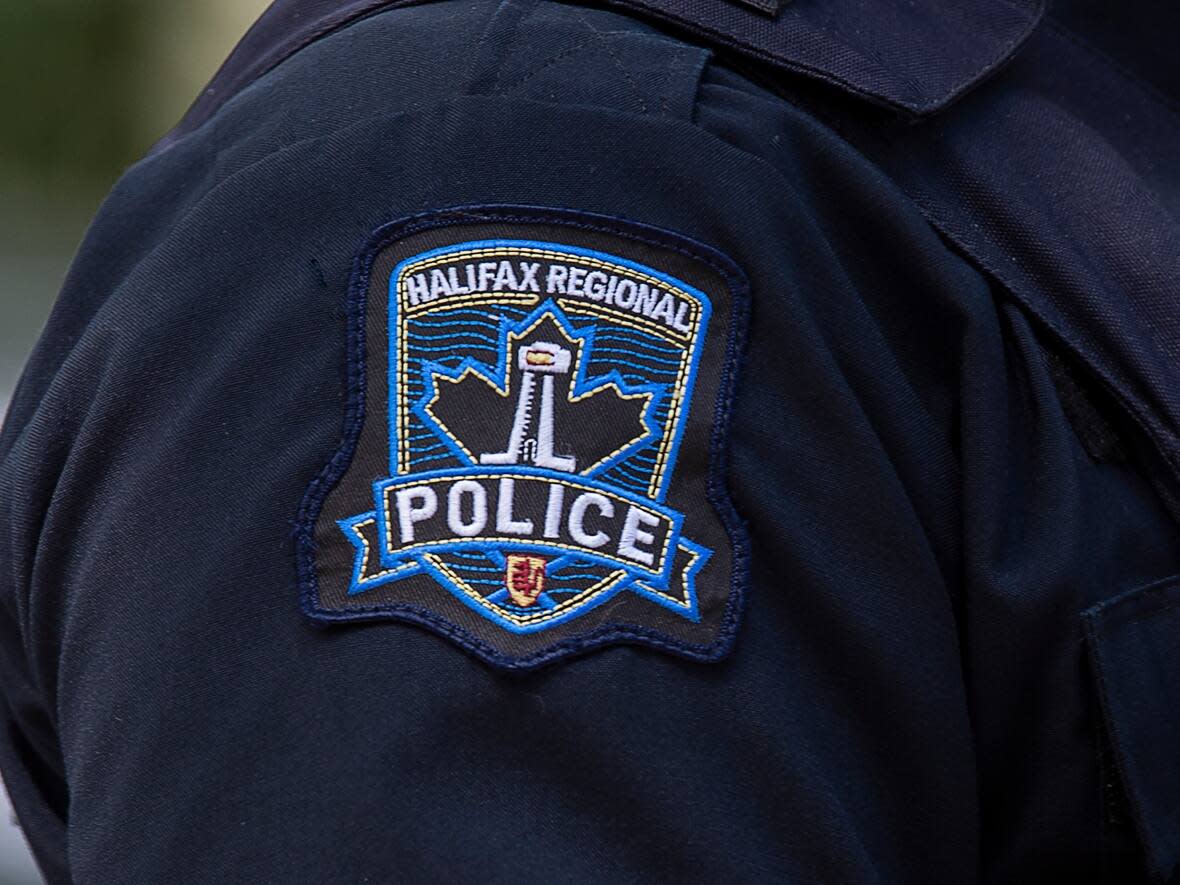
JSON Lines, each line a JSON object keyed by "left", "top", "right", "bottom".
{"left": 154, "top": 0, "right": 1045, "bottom": 155}
{"left": 603, "top": 0, "right": 1047, "bottom": 115}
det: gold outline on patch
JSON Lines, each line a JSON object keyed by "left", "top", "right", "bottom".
{"left": 419, "top": 309, "right": 655, "bottom": 475}
{"left": 379, "top": 472, "right": 677, "bottom": 574}
{"left": 633, "top": 541, "right": 703, "bottom": 611}
{"left": 400, "top": 247, "right": 701, "bottom": 340}
{"left": 394, "top": 245, "right": 706, "bottom": 499}
{"left": 347, "top": 517, "right": 420, "bottom": 586}
{"left": 426, "top": 554, "right": 629, "bottom": 626}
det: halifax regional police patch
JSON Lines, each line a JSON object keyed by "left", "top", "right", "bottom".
{"left": 298, "top": 207, "right": 749, "bottom": 670}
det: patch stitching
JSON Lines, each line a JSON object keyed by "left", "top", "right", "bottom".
{"left": 339, "top": 514, "right": 423, "bottom": 589}
{"left": 392, "top": 246, "right": 706, "bottom": 497}
{"left": 370, "top": 286, "right": 700, "bottom": 628}
{"left": 408, "top": 299, "right": 667, "bottom": 481}
{"left": 296, "top": 205, "right": 750, "bottom": 671}
{"left": 373, "top": 469, "right": 681, "bottom": 573}
{"left": 427, "top": 552, "right": 629, "bottom": 629}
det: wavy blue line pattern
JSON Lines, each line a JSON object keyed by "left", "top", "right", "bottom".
{"left": 402, "top": 301, "right": 683, "bottom": 599}
{"left": 403, "top": 305, "right": 526, "bottom": 473}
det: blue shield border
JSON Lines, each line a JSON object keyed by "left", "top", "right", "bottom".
{"left": 337, "top": 239, "right": 715, "bottom": 633}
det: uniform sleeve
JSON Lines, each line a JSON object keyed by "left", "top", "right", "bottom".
{"left": 1, "top": 2, "right": 1177, "bottom": 883}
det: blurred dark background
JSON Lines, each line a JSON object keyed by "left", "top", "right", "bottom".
{"left": 0, "top": 2, "right": 268, "bottom": 879}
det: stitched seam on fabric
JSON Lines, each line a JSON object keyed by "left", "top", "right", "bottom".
{"left": 574, "top": 8, "right": 649, "bottom": 115}
{"left": 485, "top": 0, "right": 535, "bottom": 96}
{"left": 1090, "top": 573, "right": 1180, "bottom": 629}
{"left": 497, "top": 31, "right": 687, "bottom": 115}
{"left": 495, "top": 37, "right": 601, "bottom": 94}
{"left": 309, "top": 601, "right": 724, "bottom": 669}
{"left": 633, "top": 8, "right": 908, "bottom": 109}
{"left": 1117, "top": 599, "right": 1180, "bottom": 630}
{"left": 956, "top": 0, "right": 1045, "bottom": 100}
{"left": 1088, "top": 574, "right": 1180, "bottom": 616}
{"left": 465, "top": 0, "right": 540, "bottom": 97}
{"left": 606, "top": 0, "right": 1043, "bottom": 114}
{"left": 1083, "top": 612, "right": 1164, "bottom": 876}
{"left": 775, "top": 76, "right": 1180, "bottom": 493}
{"left": 686, "top": 47, "right": 713, "bottom": 129}
{"left": 923, "top": 0, "right": 1042, "bottom": 106}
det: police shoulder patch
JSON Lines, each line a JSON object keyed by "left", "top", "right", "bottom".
{"left": 298, "top": 207, "right": 749, "bottom": 670}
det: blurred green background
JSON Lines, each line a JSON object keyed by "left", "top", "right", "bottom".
{"left": 0, "top": 2, "right": 269, "bottom": 880}
{"left": 0, "top": 0, "right": 270, "bottom": 410}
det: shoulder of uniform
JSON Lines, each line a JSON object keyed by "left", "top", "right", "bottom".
{"left": 155, "top": 0, "right": 1047, "bottom": 156}
{"left": 602, "top": 0, "right": 1046, "bottom": 115}
{"left": 154, "top": 0, "right": 707, "bottom": 155}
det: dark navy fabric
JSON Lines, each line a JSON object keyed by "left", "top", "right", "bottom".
{"left": 808, "top": 18, "right": 1180, "bottom": 521}
{"left": 155, "top": 0, "right": 1044, "bottom": 150}
{"left": 1084, "top": 576, "right": 1180, "bottom": 880}
{"left": 599, "top": 0, "right": 1045, "bottom": 114}
{"left": 1, "top": 1, "right": 1178, "bottom": 882}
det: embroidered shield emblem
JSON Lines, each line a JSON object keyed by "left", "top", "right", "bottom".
{"left": 300, "top": 208, "right": 748, "bottom": 669}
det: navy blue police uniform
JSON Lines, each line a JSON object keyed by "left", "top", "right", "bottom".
{"left": 1, "top": 0, "right": 1178, "bottom": 882}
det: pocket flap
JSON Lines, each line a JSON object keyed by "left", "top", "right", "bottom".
{"left": 1084, "top": 576, "right": 1180, "bottom": 882}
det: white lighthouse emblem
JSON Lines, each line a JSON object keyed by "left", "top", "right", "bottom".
{"left": 480, "top": 342, "right": 577, "bottom": 472}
